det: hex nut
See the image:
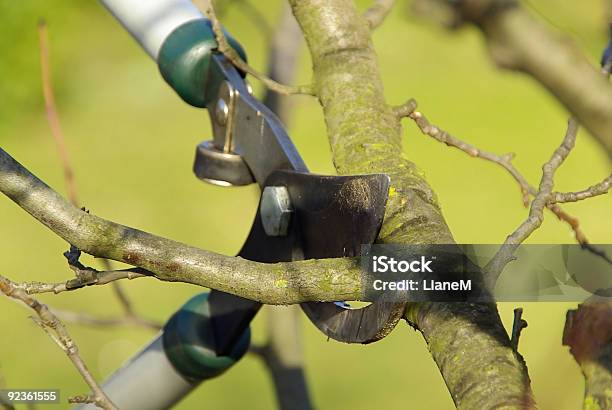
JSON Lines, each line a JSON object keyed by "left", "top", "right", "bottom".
{"left": 260, "top": 186, "right": 293, "bottom": 236}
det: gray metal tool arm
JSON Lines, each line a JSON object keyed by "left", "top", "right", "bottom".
{"left": 99, "top": 0, "right": 202, "bottom": 59}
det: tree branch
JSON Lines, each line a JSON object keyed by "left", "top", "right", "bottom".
{"left": 486, "top": 119, "right": 579, "bottom": 283}
{"left": 510, "top": 307, "right": 528, "bottom": 351}
{"left": 289, "top": 0, "right": 535, "bottom": 407}
{"left": 437, "top": 0, "right": 612, "bottom": 155}
{"left": 550, "top": 176, "right": 611, "bottom": 204}
{"left": 37, "top": 20, "right": 78, "bottom": 206}
{"left": 0, "top": 148, "right": 361, "bottom": 305}
{"left": 403, "top": 99, "right": 598, "bottom": 246}
{"left": 16, "top": 268, "right": 148, "bottom": 295}
{"left": 364, "top": 0, "right": 396, "bottom": 29}
{"left": 0, "top": 275, "right": 116, "bottom": 410}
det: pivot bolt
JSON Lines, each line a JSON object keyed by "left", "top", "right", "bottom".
{"left": 260, "top": 186, "right": 293, "bottom": 237}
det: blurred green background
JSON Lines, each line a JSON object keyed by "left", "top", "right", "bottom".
{"left": 0, "top": 0, "right": 610, "bottom": 409}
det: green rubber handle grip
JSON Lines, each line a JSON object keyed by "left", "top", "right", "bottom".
{"left": 158, "top": 18, "right": 247, "bottom": 108}
{"left": 162, "top": 292, "right": 251, "bottom": 381}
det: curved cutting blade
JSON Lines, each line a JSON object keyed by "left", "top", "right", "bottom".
{"left": 269, "top": 171, "right": 405, "bottom": 344}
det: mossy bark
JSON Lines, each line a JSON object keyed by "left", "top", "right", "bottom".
{"left": 289, "top": 0, "right": 536, "bottom": 407}
{"left": 0, "top": 148, "right": 362, "bottom": 305}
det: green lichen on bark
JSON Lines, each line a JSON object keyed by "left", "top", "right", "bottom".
{"left": 0, "top": 148, "right": 362, "bottom": 305}
{"left": 291, "top": 0, "right": 451, "bottom": 245}
{"left": 405, "top": 302, "right": 536, "bottom": 408}
{"left": 290, "top": 0, "right": 536, "bottom": 407}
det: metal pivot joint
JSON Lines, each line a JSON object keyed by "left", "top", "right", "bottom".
{"left": 188, "top": 53, "right": 404, "bottom": 347}
{"left": 260, "top": 186, "right": 293, "bottom": 236}
{"left": 193, "top": 80, "right": 255, "bottom": 186}
{"left": 95, "top": 3, "right": 404, "bottom": 408}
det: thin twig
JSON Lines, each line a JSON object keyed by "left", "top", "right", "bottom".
{"left": 38, "top": 21, "right": 78, "bottom": 205}
{"left": 510, "top": 308, "right": 528, "bottom": 351}
{"left": 404, "top": 99, "right": 591, "bottom": 240}
{"left": 215, "top": 0, "right": 274, "bottom": 41}
{"left": 404, "top": 104, "right": 606, "bottom": 281}
{"left": 550, "top": 175, "right": 611, "bottom": 204}
{"left": 486, "top": 119, "right": 579, "bottom": 284}
{"left": 0, "top": 275, "right": 117, "bottom": 410}
{"left": 505, "top": 119, "right": 578, "bottom": 243}
{"left": 16, "top": 269, "right": 149, "bottom": 295}
{"left": 204, "top": 3, "right": 314, "bottom": 96}
{"left": 363, "top": 0, "right": 396, "bottom": 29}
{"left": 392, "top": 99, "right": 418, "bottom": 120}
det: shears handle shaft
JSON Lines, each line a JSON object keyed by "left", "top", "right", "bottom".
{"left": 99, "top": 0, "right": 246, "bottom": 107}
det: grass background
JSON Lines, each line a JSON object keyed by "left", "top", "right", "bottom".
{"left": 0, "top": 0, "right": 610, "bottom": 408}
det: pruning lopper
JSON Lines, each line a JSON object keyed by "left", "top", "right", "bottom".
{"left": 78, "top": 1, "right": 405, "bottom": 408}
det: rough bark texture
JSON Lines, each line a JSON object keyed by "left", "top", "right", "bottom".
{"left": 289, "top": 0, "right": 536, "bottom": 408}
{"left": 0, "top": 148, "right": 362, "bottom": 305}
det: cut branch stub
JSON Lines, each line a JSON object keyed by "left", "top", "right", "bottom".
{"left": 563, "top": 299, "right": 612, "bottom": 409}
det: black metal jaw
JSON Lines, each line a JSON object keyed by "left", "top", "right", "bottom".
{"left": 193, "top": 53, "right": 404, "bottom": 354}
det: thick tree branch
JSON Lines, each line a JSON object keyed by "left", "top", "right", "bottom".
{"left": 0, "top": 148, "right": 361, "bottom": 305}
{"left": 441, "top": 0, "right": 612, "bottom": 155}
{"left": 289, "top": 0, "right": 535, "bottom": 407}
{"left": 0, "top": 275, "right": 116, "bottom": 409}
